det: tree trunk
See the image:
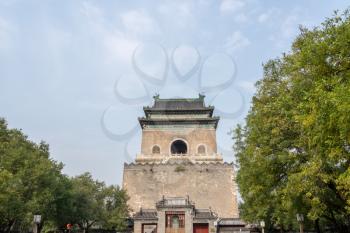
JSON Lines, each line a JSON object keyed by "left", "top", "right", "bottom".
{"left": 38, "top": 222, "right": 44, "bottom": 233}
{"left": 5, "top": 219, "right": 15, "bottom": 233}
{"left": 315, "top": 219, "right": 321, "bottom": 233}
{"left": 78, "top": 223, "right": 86, "bottom": 233}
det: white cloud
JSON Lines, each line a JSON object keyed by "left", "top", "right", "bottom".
{"left": 44, "top": 27, "right": 72, "bottom": 77}
{"left": 224, "top": 31, "right": 250, "bottom": 52}
{"left": 259, "top": 8, "right": 303, "bottom": 49}
{"left": 81, "top": 1, "right": 103, "bottom": 20}
{"left": 220, "top": 0, "right": 245, "bottom": 13}
{"left": 258, "top": 12, "right": 269, "bottom": 23}
{"left": 219, "top": 0, "right": 252, "bottom": 24}
{"left": 47, "top": 27, "right": 72, "bottom": 48}
{"left": 157, "top": 1, "right": 195, "bottom": 29}
{"left": 257, "top": 8, "right": 285, "bottom": 25}
{"left": 104, "top": 30, "right": 139, "bottom": 64}
{"left": 172, "top": 45, "right": 200, "bottom": 76}
{"left": 0, "top": 17, "right": 15, "bottom": 50}
{"left": 281, "top": 13, "right": 299, "bottom": 38}
{"left": 267, "top": 11, "right": 301, "bottom": 50}
{"left": 79, "top": 2, "right": 140, "bottom": 64}
{"left": 158, "top": 1, "right": 192, "bottom": 18}
{"left": 237, "top": 80, "right": 256, "bottom": 93}
{"left": 0, "top": 0, "right": 18, "bottom": 6}
{"left": 121, "top": 10, "right": 158, "bottom": 35}
{"left": 197, "top": 0, "right": 212, "bottom": 7}
{"left": 234, "top": 13, "right": 248, "bottom": 23}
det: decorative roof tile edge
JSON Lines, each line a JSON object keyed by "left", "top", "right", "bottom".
{"left": 124, "top": 161, "right": 234, "bottom": 167}
{"left": 218, "top": 218, "right": 246, "bottom": 226}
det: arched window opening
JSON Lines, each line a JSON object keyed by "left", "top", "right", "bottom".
{"left": 198, "top": 145, "right": 206, "bottom": 154}
{"left": 171, "top": 140, "right": 187, "bottom": 154}
{"left": 152, "top": 145, "right": 160, "bottom": 154}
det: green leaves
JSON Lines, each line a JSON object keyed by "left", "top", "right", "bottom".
{"left": 235, "top": 9, "right": 350, "bottom": 231}
{"left": 102, "top": 186, "right": 129, "bottom": 230}
{"left": 69, "top": 173, "right": 130, "bottom": 232}
{"left": 0, "top": 118, "right": 64, "bottom": 232}
{"left": 0, "top": 119, "right": 130, "bottom": 232}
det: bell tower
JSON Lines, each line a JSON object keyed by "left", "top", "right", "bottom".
{"left": 136, "top": 94, "right": 224, "bottom": 164}
{"left": 123, "top": 94, "right": 239, "bottom": 223}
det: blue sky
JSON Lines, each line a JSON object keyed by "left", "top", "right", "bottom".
{"left": 0, "top": 0, "right": 348, "bottom": 185}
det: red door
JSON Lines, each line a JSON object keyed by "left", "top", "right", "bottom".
{"left": 193, "top": 224, "right": 209, "bottom": 233}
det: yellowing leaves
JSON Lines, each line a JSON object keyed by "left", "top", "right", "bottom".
{"left": 235, "top": 9, "right": 350, "bottom": 231}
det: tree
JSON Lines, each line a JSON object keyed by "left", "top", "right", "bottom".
{"left": 45, "top": 174, "right": 76, "bottom": 232}
{"left": 0, "top": 118, "right": 67, "bottom": 233}
{"left": 234, "top": 10, "right": 350, "bottom": 232}
{"left": 102, "top": 185, "right": 129, "bottom": 231}
{"left": 0, "top": 118, "right": 130, "bottom": 233}
{"left": 69, "top": 173, "right": 129, "bottom": 233}
{"left": 69, "top": 173, "right": 106, "bottom": 233}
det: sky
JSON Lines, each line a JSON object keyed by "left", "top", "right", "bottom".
{"left": 0, "top": 0, "right": 348, "bottom": 185}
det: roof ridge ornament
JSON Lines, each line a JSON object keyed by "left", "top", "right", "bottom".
{"left": 153, "top": 93, "right": 160, "bottom": 100}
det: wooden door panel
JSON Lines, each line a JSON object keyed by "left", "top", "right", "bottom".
{"left": 193, "top": 224, "right": 209, "bottom": 233}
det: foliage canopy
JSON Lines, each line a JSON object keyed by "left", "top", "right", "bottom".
{"left": 0, "top": 118, "right": 129, "bottom": 233}
{"left": 234, "top": 10, "right": 350, "bottom": 232}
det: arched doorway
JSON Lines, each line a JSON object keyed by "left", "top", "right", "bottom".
{"left": 171, "top": 140, "right": 187, "bottom": 154}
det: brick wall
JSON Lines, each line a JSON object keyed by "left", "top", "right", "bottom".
{"left": 123, "top": 163, "right": 239, "bottom": 218}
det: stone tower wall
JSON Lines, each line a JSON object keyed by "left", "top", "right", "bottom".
{"left": 141, "top": 128, "right": 217, "bottom": 156}
{"left": 123, "top": 163, "right": 239, "bottom": 218}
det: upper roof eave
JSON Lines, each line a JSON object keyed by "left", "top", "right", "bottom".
{"left": 143, "top": 106, "right": 214, "bottom": 111}
{"left": 138, "top": 116, "right": 220, "bottom": 122}
{"left": 143, "top": 106, "right": 214, "bottom": 117}
{"left": 138, "top": 117, "right": 220, "bottom": 129}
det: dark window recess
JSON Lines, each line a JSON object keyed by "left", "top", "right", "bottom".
{"left": 171, "top": 140, "right": 187, "bottom": 154}
{"left": 152, "top": 145, "right": 160, "bottom": 154}
{"left": 198, "top": 145, "right": 206, "bottom": 154}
